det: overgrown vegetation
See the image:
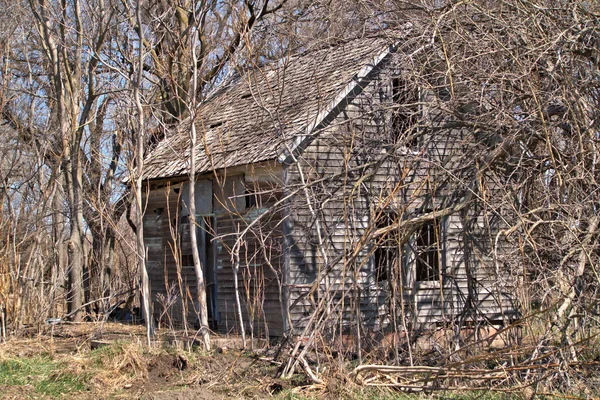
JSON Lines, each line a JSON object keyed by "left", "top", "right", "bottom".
{"left": 0, "top": 324, "right": 597, "bottom": 398}
{"left": 1, "top": 0, "right": 600, "bottom": 396}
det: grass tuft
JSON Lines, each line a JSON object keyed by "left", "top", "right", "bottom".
{"left": 0, "top": 356, "right": 88, "bottom": 397}
{"left": 36, "top": 371, "right": 88, "bottom": 396}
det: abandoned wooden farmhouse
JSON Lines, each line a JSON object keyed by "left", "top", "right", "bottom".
{"left": 140, "top": 33, "right": 519, "bottom": 337}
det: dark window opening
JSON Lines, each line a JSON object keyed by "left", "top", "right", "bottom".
{"left": 245, "top": 188, "right": 258, "bottom": 209}
{"left": 415, "top": 219, "right": 441, "bottom": 282}
{"left": 391, "top": 77, "right": 419, "bottom": 148}
{"left": 181, "top": 254, "right": 194, "bottom": 266}
{"left": 374, "top": 212, "right": 400, "bottom": 282}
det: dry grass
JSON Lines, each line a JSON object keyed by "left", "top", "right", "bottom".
{"left": 0, "top": 324, "right": 156, "bottom": 398}
{"left": 0, "top": 323, "right": 284, "bottom": 399}
{"left": 1, "top": 322, "right": 599, "bottom": 399}
{"left": 87, "top": 341, "right": 149, "bottom": 390}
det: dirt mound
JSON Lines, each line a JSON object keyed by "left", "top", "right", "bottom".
{"left": 134, "top": 350, "right": 286, "bottom": 399}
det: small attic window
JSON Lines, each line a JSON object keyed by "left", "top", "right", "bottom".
{"left": 245, "top": 188, "right": 258, "bottom": 209}
{"left": 391, "top": 77, "right": 419, "bottom": 148}
{"left": 437, "top": 86, "right": 451, "bottom": 101}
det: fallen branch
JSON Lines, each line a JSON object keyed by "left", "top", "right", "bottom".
{"left": 351, "top": 361, "right": 600, "bottom": 392}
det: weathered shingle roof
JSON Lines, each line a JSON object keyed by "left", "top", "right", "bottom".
{"left": 142, "top": 35, "right": 394, "bottom": 180}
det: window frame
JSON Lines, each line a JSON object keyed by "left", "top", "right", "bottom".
{"left": 414, "top": 218, "right": 442, "bottom": 283}
{"left": 244, "top": 187, "right": 258, "bottom": 209}
{"left": 409, "top": 214, "right": 445, "bottom": 289}
{"left": 372, "top": 210, "right": 446, "bottom": 288}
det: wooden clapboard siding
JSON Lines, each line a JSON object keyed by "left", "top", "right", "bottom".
{"left": 143, "top": 44, "right": 519, "bottom": 338}
{"left": 284, "top": 53, "right": 519, "bottom": 333}
{"left": 142, "top": 162, "right": 287, "bottom": 335}
{"left": 284, "top": 69, "right": 391, "bottom": 333}
{"left": 214, "top": 210, "right": 285, "bottom": 336}
{"left": 210, "top": 163, "right": 286, "bottom": 336}
{"left": 142, "top": 178, "right": 196, "bottom": 327}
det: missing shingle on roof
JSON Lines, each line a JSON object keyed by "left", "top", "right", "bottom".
{"left": 209, "top": 121, "right": 224, "bottom": 128}
{"left": 240, "top": 93, "right": 252, "bottom": 99}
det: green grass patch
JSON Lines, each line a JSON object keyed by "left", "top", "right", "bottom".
{"left": 90, "top": 341, "right": 125, "bottom": 366}
{"left": 0, "top": 359, "right": 36, "bottom": 386}
{"left": 0, "top": 356, "right": 88, "bottom": 397}
{"left": 275, "top": 387, "right": 420, "bottom": 400}
{"left": 275, "top": 388, "right": 525, "bottom": 400}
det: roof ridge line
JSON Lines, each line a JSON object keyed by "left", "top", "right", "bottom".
{"left": 277, "top": 42, "right": 398, "bottom": 164}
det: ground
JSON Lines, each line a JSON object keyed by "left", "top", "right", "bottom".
{"left": 0, "top": 323, "right": 594, "bottom": 399}
{"left": 0, "top": 323, "right": 393, "bottom": 400}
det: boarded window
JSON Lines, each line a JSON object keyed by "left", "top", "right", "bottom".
{"left": 415, "top": 219, "right": 441, "bottom": 282}
{"left": 391, "top": 77, "right": 419, "bottom": 147}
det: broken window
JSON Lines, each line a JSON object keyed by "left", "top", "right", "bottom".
{"left": 181, "top": 254, "right": 194, "bottom": 266}
{"left": 391, "top": 77, "right": 419, "bottom": 148}
{"left": 414, "top": 218, "right": 441, "bottom": 282}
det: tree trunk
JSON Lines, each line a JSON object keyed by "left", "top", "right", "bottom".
{"left": 134, "top": 0, "right": 154, "bottom": 345}
{"left": 64, "top": 122, "right": 86, "bottom": 322}
{"left": 67, "top": 236, "right": 83, "bottom": 322}
{"left": 187, "top": 20, "right": 211, "bottom": 350}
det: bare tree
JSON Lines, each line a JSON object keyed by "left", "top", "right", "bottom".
{"left": 1, "top": 0, "right": 599, "bottom": 393}
{"left": 1, "top": 0, "right": 139, "bottom": 330}
{"left": 132, "top": 0, "right": 154, "bottom": 344}
{"left": 137, "top": 0, "right": 288, "bottom": 346}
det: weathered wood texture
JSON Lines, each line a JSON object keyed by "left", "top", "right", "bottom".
{"left": 142, "top": 42, "right": 519, "bottom": 339}
{"left": 141, "top": 37, "right": 393, "bottom": 180}
{"left": 212, "top": 167, "right": 286, "bottom": 337}
{"left": 143, "top": 163, "right": 287, "bottom": 336}
{"left": 283, "top": 52, "right": 518, "bottom": 334}
{"left": 142, "top": 179, "right": 194, "bottom": 328}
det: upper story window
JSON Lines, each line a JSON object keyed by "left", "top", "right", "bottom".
{"left": 414, "top": 218, "right": 441, "bottom": 282}
{"left": 245, "top": 187, "right": 258, "bottom": 209}
{"left": 391, "top": 77, "right": 420, "bottom": 148}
